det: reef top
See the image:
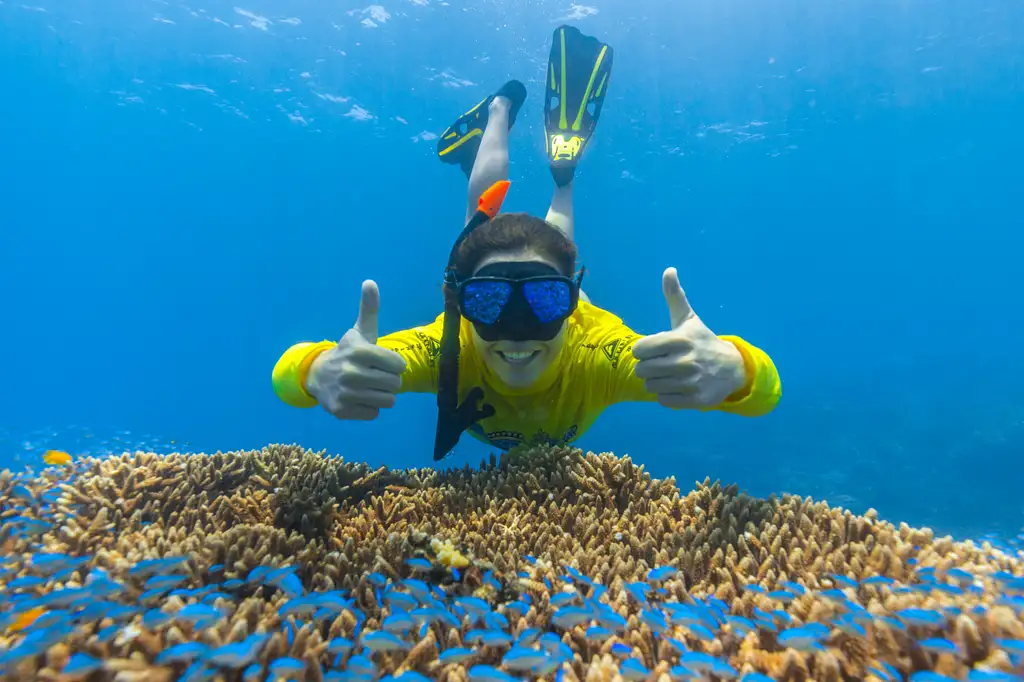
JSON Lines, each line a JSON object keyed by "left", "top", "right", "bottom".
{"left": 0, "top": 443, "right": 1021, "bottom": 682}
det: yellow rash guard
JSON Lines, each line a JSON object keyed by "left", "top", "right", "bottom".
{"left": 272, "top": 301, "right": 782, "bottom": 450}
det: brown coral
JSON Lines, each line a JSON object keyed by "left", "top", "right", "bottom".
{"left": 0, "top": 443, "right": 1021, "bottom": 682}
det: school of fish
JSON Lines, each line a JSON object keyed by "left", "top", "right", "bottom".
{"left": 0, "top": 447, "right": 1023, "bottom": 682}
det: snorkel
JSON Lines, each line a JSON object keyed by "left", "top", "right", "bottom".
{"left": 433, "top": 180, "right": 511, "bottom": 461}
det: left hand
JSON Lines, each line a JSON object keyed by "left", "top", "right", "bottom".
{"left": 632, "top": 267, "right": 748, "bottom": 409}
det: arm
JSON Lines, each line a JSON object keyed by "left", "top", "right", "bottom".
{"left": 271, "top": 313, "right": 447, "bottom": 408}
{"left": 572, "top": 302, "right": 782, "bottom": 416}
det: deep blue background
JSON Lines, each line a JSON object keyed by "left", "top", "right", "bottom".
{"left": 1, "top": 0, "right": 1022, "bottom": 538}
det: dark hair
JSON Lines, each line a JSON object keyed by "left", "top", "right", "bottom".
{"left": 452, "top": 212, "right": 577, "bottom": 280}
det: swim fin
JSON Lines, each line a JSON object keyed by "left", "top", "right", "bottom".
{"left": 437, "top": 80, "right": 528, "bottom": 178}
{"left": 545, "top": 25, "right": 614, "bottom": 187}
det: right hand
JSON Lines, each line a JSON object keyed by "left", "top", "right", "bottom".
{"left": 306, "top": 280, "right": 408, "bottom": 421}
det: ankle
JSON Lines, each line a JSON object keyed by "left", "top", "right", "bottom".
{"left": 489, "top": 96, "right": 512, "bottom": 115}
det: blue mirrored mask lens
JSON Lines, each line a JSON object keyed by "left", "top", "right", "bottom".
{"left": 461, "top": 280, "right": 513, "bottom": 324}
{"left": 522, "top": 279, "right": 573, "bottom": 323}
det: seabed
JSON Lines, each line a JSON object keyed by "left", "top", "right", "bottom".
{"left": 0, "top": 443, "right": 1021, "bottom": 682}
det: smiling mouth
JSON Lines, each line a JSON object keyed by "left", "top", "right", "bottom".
{"left": 498, "top": 350, "right": 540, "bottom": 365}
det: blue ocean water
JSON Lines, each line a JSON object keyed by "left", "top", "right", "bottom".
{"left": 0, "top": 0, "right": 1021, "bottom": 539}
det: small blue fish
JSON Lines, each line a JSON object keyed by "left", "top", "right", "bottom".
{"left": 362, "top": 630, "right": 410, "bottom": 652}
{"left": 484, "top": 611, "right": 509, "bottom": 630}
{"left": 829, "top": 573, "right": 859, "bottom": 589}
{"left": 516, "top": 628, "right": 542, "bottom": 646}
{"left": 382, "top": 611, "right": 417, "bottom": 633}
{"left": 624, "top": 582, "right": 650, "bottom": 604}
{"left": 896, "top": 608, "right": 945, "bottom": 627}
{"left": 725, "top": 615, "right": 756, "bottom": 635}
{"left": 679, "top": 652, "right": 720, "bottom": 673}
{"left": 768, "top": 590, "right": 796, "bottom": 603}
{"left": 833, "top": 614, "right": 866, "bottom": 637}
{"left": 8, "top": 576, "right": 46, "bottom": 590}
{"left": 671, "top": 665, "right": 697, "bottom": 680}
{"left": 327, "top": 637, "right": 353, "bottom": 654}
{"left": 278, "top": 597, "right": 319, "bottom": 617}
{"left": 502, "top": 646, "right": 550, "bottom": 672}
{"left": 480, "top": 630, "right": 514, "bottom": 647}
{"left": 994, "top": 638, "right": 1024, "bottom": 654}
{"left": 129, "top": 556, "right": 189, "bottom": 578}
{"left": 389, "top": 673, "right": 433, "bottom": 682}
{"left": 468, "top": 664, "right": 519, "bottom": 682}
{"left": 909, "top": 673, "right": 957, "bottom": 682}
{"left": 141, "top": 608, "right": 173, "bottom": 629}
{"left": 687, "top": 624, "right": 717, "bottom": 642}
{"left": 144, "top": 574, "right": 188, "bottom": 591}
{"left": 778, "top": 625, "right": 827, "bottom": 652}
{"left": 63, "top": 652, "right": 102, "bottom": 676}
{"left": 967, "top": 671, "right": 1022, "bottom": 682}
{"left": 385, "top": 591, "right": 419, "bottom": 612}
{"left": 640, "top": 608, "right": 668, "bottom": 633}
{"left": 918, "top": 638, "right": 960, "bottom": 655}
{"left": 454, "top": 596, "right": 491, "bottom": 615}
{"left": 818, "top": 588, "right": 850, "bottom": 604}
{"left": 620, "top": 659, "right": 650, "bottom": 681}
{"left": 862, "top": 576, "right": 895, "bottom": 586}
{"left": 155, "top": 642, "right": 209, "bottom": 664}
{"left": 269, "top": 657, "right": 305, "bottom": 675}
{"left": 438, "top": 647, "right": 475, "bottom": 664}
{"left": 780, "top": 581, "right": 807, "bottom": 596}
{"left": 551, "top": 605, "right": 592, "bottom": 630}
{"left": 204, "top": 634, "right": 270, "bottom": 669}
{"left": 401, "top": 579, "right": 432, "bottom": 602}
{"left": 610, "top": 642, "right": 633, "bottom": 657}
{"left": 550, "top": 592, "right": 578, "bottom": 608}
{"left": 11, "top": 484, "right": 36, "bottom": 502}
{"left": 177, "top": 602, "right": 223, "bottom": 622}
{"left": 647, "top": 566, "right": 678, "bottom": 582}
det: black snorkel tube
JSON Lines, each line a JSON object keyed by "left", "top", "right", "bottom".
{"left": 433, "top": 180, "right": 511, "bottom": 461}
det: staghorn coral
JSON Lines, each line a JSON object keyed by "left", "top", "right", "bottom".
{"left": 0, "top": 443, "right": 1020, "bottom": 682}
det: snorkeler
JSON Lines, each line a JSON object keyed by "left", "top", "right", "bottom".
{"left": 272, "top": 25, "right": 782, "bottom": 459}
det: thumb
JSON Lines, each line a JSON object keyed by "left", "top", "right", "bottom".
{"left": 353, "top": 279, "right": 380, "bottom": 344}
{"left": 662, "top": 267, "right": 695, "bottom": 330}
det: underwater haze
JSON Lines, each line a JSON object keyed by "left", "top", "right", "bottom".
{"left": 1, "top": 0, "right": 1022, "bottom": 538}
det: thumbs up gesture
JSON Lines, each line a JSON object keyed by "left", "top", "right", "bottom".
{"left": 631, "top": 268, "right": 747, "bottom": 409}
{"left": 306, "top": 280, "right": 408, "bottom": 420}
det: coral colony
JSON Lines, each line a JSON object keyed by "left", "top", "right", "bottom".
{"left": 0, "top": 443, "right": 1022, "bottom": 682}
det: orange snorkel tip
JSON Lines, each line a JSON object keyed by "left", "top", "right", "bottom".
{"left": 477, "top": 180, "right": 510, "bottom": 220}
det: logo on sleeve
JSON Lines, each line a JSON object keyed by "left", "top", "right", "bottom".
{"left": 412, "top": 332, "right": 441, "bottom": 367}
{"left": 601, "top": 339, "right": 626, "bottom": 368}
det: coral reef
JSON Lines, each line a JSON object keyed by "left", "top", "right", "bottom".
{"left": 0, "top": 443, "right": 1021, "bottom": 682}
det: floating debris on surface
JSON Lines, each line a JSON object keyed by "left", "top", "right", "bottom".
{"left": 0, "top": 443, "right": 1022, "bottom": 681}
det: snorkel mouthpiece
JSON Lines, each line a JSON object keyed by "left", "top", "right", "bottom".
{"left": 434, "top": 180, "right": 510, "bottom": 461}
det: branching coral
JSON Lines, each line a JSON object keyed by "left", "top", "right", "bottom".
{"left": 0, "top": 443, "right": 1019, "bottom": 682}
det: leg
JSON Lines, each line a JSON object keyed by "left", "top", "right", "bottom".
{"left": 466, "top": 97, "right": 511, "bottom": 225}
{"left": 437, "top": 80, "right": 526, "bottom": 224}
{"left": 544, "top": 180, "right": 574, "bottom": 242}
{"left": 544, "top": 181, "right": 590, "bottom": 303}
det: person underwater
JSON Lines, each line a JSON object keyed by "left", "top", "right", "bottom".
{"left": 272, "top": 25, "right": 783, "bottom": 460}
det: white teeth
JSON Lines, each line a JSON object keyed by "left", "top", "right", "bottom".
{"left": 501, "top": 351, "right": 536, "bottom": 364}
